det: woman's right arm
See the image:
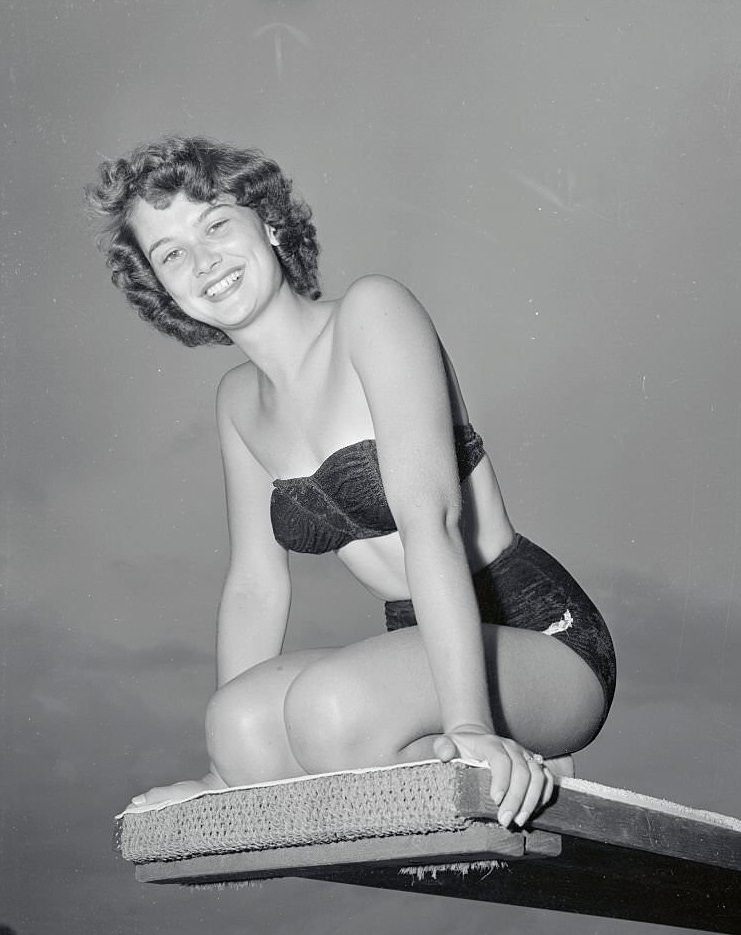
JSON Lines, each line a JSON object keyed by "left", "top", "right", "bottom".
{"left": 215, "top": 368, "right": 291, "bottom": 687}
{"left": 128, "top": 370, "right": 289, "bottom": 809}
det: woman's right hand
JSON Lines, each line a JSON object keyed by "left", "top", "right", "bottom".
{"left": 129, "top": 771, "right": 226, "bottom": 810}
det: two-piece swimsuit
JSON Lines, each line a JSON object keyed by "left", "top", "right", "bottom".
{"left": 270, "top": 423, "right": 616, "bottom": 723}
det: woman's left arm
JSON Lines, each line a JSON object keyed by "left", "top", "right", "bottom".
{"left": 345, "top": 275, "right": 550, "bottom": 825}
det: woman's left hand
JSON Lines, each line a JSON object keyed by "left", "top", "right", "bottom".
{"left": 433, "top": 728, "right": 554, "bottom": 829}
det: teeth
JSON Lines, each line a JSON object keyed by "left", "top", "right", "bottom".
{"left": 206, "top": 270, "right": 241, "bottom": 297}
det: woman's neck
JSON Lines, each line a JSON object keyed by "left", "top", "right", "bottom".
{"left": 225, "top": 283, "right": 332, "bottom": 388}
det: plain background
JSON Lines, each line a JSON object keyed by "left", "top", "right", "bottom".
{"left": 2, "top": 1, "right": 740, "bottom": 933}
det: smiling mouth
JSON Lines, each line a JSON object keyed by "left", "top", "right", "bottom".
{"left": 204, "top": 268, "right": 243, "bottom": 298}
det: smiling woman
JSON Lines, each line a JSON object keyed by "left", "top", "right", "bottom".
{"left": 86, "top": 135, "right": 615, "bottom": 833}
{"left": 130, "top": 195, "right": 284, "bottom": 333}
{"left": 87, "top": 136, "right": 320, "bottom": 346}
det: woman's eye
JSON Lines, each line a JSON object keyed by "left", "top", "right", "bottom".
{"left": 161, "top": 248, "right": 183, "bottom": 265}
{"left": 208, "top": 218, "right": 229, "bottom": 234}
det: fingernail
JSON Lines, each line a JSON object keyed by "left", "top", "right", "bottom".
{"left": 498, "top": 809, "right": 513, "bottom": 828}
{"left": 492, "top": 788, "right": 505, "bottom": 805}
{"left": 514, "top": 810, "right": 527, "bottom": 826}
{"left": 131, "top": 795, "right": 145, "bottom": 806}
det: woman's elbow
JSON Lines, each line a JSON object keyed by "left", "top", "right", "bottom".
{"left": 397, "top": 498, "right": 463, "bottom": 546}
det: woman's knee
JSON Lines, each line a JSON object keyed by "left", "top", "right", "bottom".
{"left": 205, "top": 678, "right": 269, "bottom": 765}
{"left": 206, "top": 651, "right": 332, "bottom": 783}
{"left": 283, "top": 663, "right": 376, "bottom": 772}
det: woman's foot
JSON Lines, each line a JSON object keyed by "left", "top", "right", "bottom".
{"left": 127, "top": 771, "right": 226, "bottom": 811}
{"left": 543, "top": 754, "right": 575, "bottom": 778}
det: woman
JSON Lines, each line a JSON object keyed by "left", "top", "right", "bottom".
{"left": 87, "top": 136, "right": 615, "bottom": 831}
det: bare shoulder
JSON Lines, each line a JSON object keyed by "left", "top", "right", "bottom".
{"left": 215, "top": 362, "right": 275, "bottom": 487}
{"left": 216, "top": 361, "right": 258, "bottom": 423}
{"left": 338, "top": 274, "right": 428, "bottom": 320}
{"left": 334, "top": 274, "right": 437, "bottom": 349}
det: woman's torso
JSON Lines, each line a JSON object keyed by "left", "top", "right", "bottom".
{"left": 227, "top": 298, "right": 514, "bottom": 601}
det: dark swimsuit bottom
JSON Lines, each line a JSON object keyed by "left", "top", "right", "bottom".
{"left": 271, "top": 424, "right": 616, "bottom": 720}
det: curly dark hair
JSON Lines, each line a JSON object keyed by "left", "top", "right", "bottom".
{"left": 85, "top": 135, "right": 321, "bottom": 347}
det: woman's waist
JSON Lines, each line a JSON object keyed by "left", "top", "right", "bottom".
{"left": 336, "top": 486, "right": 515, "bottom": 602}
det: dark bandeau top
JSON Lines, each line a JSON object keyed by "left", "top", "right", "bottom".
{"left": 270, "top": 423, "right": 485, "bottom": 554}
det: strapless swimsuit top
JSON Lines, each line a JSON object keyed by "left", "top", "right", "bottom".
{"left": 270, "top": 423, "right": 485, "bottom": 554}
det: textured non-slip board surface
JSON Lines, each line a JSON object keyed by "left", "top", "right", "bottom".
{"left": 117, "top": 761, "right": 474, "bottom": 862}
{"left": 117, "top": 759, "right": 741, "bottom": 871}
{"left": 118, "top": 760, "right": 741, "bottom": 933}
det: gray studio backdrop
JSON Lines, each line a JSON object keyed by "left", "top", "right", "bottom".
{"left": 2, "top": 2, "right": 740, "bottom": 934}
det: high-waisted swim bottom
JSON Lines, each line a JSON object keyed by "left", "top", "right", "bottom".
{"left": 384, "top": 533, "right": 616, "bottom": 722}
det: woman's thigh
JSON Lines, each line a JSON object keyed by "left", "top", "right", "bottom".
{"left": 481, "top": 624, "right": 606, "bottom": 755}
{"left": 283, "top": 624, "right": 606, "bottom": 770}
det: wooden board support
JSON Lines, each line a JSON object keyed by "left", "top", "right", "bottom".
{"left": 460, "top": 772, "right": 741, "bottom": 872}
{"left": 315, "top": 834, "right": 741, "bottom": 934}
{"left": 136, "top": 823, "right": 560, "bottom": 884}
{"left": 122, "top": 766, "right": 741, "bottom": 933}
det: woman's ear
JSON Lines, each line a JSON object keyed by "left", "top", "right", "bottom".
{"left": 266, "top": 225, "right": 280, "bottom": 247}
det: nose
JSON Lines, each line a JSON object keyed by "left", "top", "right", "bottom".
{"left": 193, "top": 245, "right": 222, "bottom": 276}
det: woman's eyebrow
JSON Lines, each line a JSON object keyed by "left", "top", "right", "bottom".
{"left": 147, "top": 204, "right": 231, "bottom": 259}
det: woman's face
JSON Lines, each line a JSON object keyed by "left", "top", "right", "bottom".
{"left": 129, "top": 192, "right": 283, "bottom": 332}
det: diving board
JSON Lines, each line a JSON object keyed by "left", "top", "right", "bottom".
{"left": 116, "top": 760, "right": 741, "bottom": 933}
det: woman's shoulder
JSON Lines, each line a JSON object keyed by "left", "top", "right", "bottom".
{"left": 338, "top": 273, "right": 418, "bottom": 312}
{"left": 216, "top": 361, "right": 258, "bottom": 420}
{"left": 334, "top": 274, "right": 433, "bottom": 339}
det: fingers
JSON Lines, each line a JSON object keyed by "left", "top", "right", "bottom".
{"left": 498, "top": 746, "right": 553, "bottom": 829}
{"left": 441, "top": 731, "right": 552, "bottom": 829}
{"left": 483, "top": 739, "right": 551, "bottom": 829}
{"left": 495, "top": 746, "right": 532, "bottom": 828}
{"left": 486, "top": 743, "right": 512, "bottom": 807}
{"left": 433, "top": 734, "right": 459, "bottom": 762}
{"left": 541, "top": 764, "right": 555, "bottom": 807}
{"left": 513, "top": 758, "right": 548, "bottom": 827}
